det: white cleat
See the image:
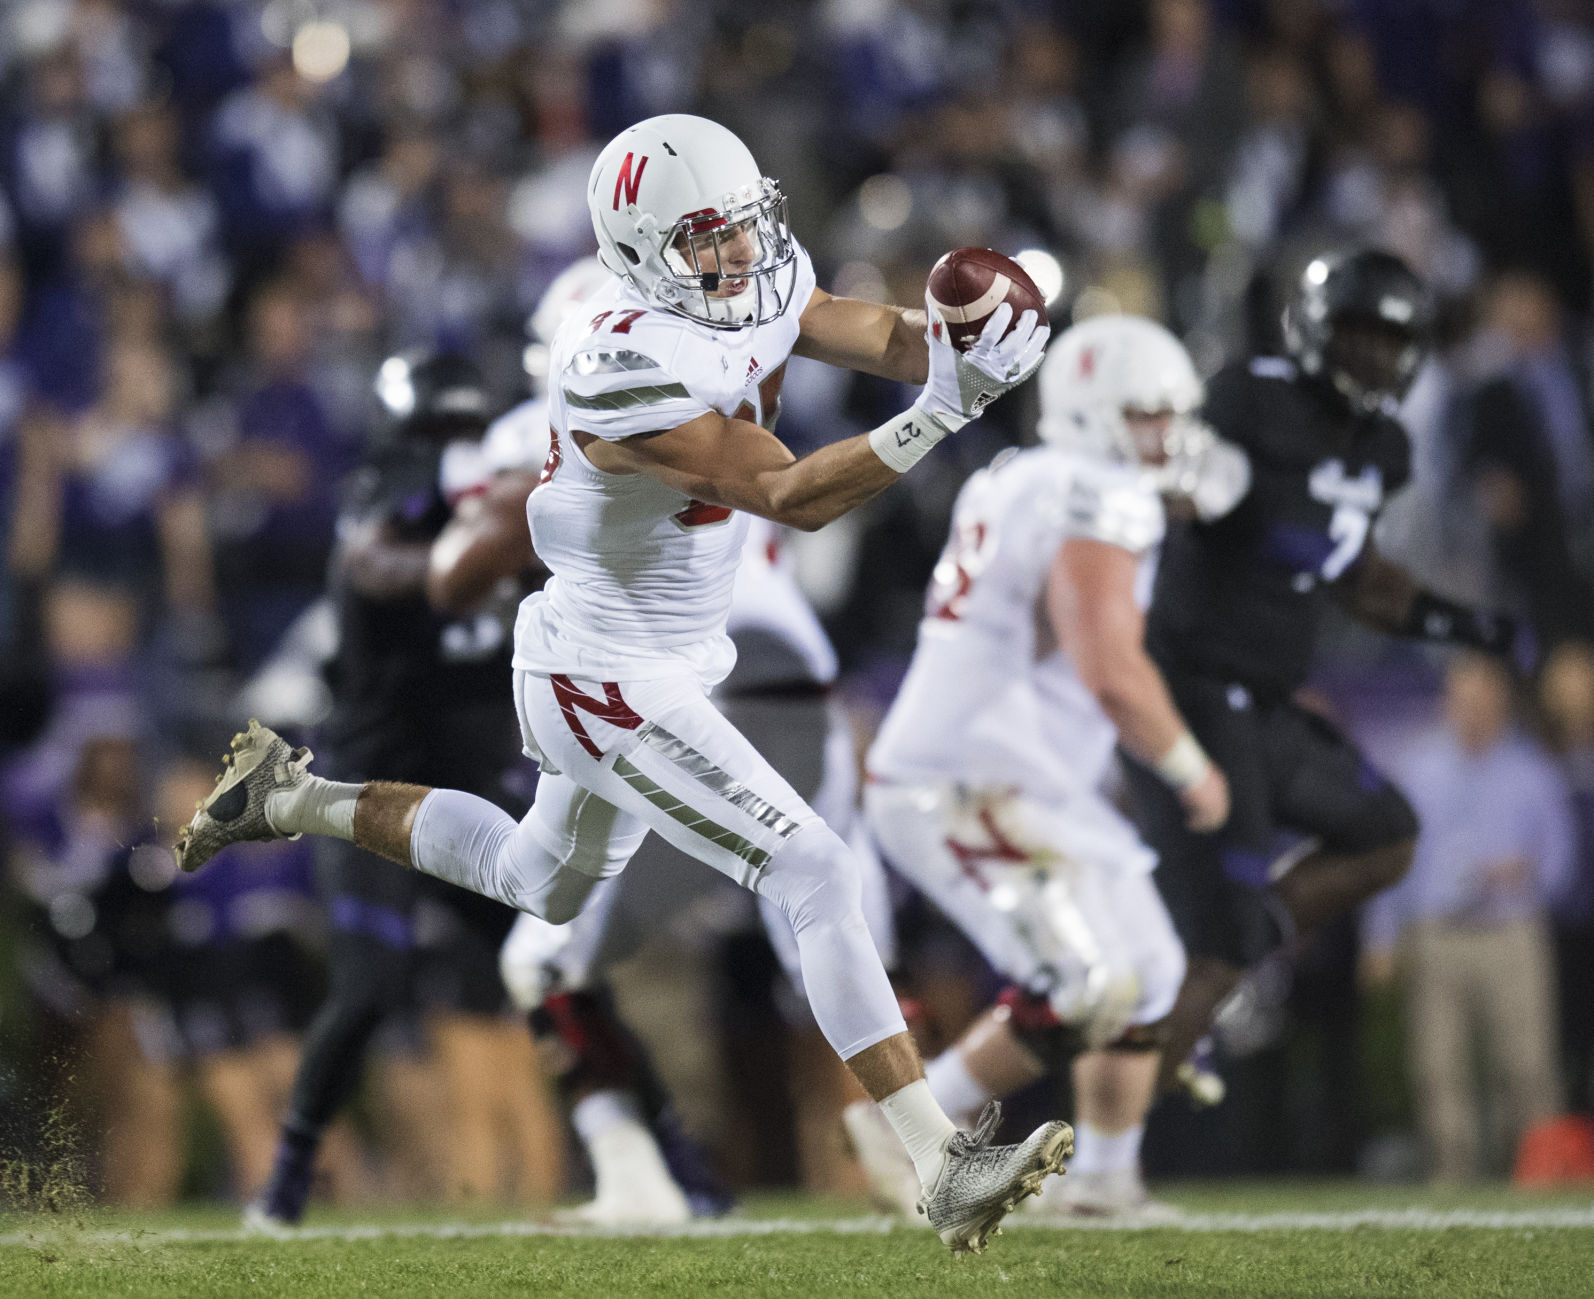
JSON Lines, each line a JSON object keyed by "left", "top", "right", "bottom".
{"left": 921, "top": 1102, "right": 1073, "bottom": 1256}
{"left": 240, "top": 1200, "right": 296, "bottom": 1239}
{"left": 175, "top": 720, "right": 311, "bottom": 874}
{"left": 1023, "top": 1168, "right": 1184, "bottom": 1225}
{"left": 553, "top": 1118, "right": 692, "bottom": 1228}
{"left": 842, "top": 1099, "right": 922, "bottom": 1219}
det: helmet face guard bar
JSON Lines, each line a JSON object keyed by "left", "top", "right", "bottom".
{"left": 657, "top": 180, "right": 797, "bottom": 329}
{"left": 1148, "top": 414, "right": 1220, "bottom": 497}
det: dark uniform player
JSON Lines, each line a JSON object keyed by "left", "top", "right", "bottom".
{"left": 250, "top": 350, "right": 528, "bottom": 1228}
{"left": 1124, "top": 250, "right": 1517, "bottom": 1091}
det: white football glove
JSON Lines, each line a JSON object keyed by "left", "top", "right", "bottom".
{"left": 1185, "top": 438, "right": 1252, "bottom": 521}
{"left": 913, "top": 300, "right": 1051, "bottom": 432}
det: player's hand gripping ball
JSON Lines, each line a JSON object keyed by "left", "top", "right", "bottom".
{"left": 912, "top": 248, "right": 1051, "bottom": 431}
{"left": 926, "top": 248, "right": 1049, "bottom": 351}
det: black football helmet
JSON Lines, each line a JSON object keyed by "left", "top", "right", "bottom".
{"left": 372, "top": 349, "right": 492, "bottom": 442}
{"left": 1282, "top": 249, "right": 1434, "bottom": 414}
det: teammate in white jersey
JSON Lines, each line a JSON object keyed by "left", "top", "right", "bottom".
{"left": 857, "top": 315, "right": 1249, "bottom": 1219}
{"left": 177, "top": 113, "right": 1062, "bottom": 1253}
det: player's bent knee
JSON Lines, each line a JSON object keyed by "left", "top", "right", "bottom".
{"left": 759, "top": 823, "right": 863, "bottom": 935}
{"left": 1137, "top": 935, "right": 1187, "bottom": 1026}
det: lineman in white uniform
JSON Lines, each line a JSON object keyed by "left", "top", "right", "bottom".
{"left": 857, "top": 315, "right": 1249, "bottom": 1219}
{"left": 178, "top": 113, "right": 1067, "bottom": 1253}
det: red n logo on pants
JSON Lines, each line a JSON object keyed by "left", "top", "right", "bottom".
{"left": 550, "top": 675, "right": 644, "bottom": 758}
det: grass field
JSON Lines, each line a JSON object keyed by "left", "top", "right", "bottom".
{"left": 3, "top": 1184, "right": 1593, "bottom": 1298}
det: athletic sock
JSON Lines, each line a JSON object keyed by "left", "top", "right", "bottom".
{"left": 571, "top": 1089, "right": 642, "bottom": 1146}
{"left": 266, "top": 776, "right": 360, "bottom": 839}
{"left": 877, "top": 1078, "right": 958, "bottom": 1193}
{"left": 1069, "top": 1121, "right": 1143, "bottom": 1176}
{"left": 924, "top": 1047, "right": 995, "bottom": 1128}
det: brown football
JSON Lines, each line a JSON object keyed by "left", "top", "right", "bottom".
{"left": 926, "top": 248, "right": 1049, "bottom": 352}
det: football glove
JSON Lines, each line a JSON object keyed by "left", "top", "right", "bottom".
{"left": 914, "top": 301, "right": 1050, "bottom": 432}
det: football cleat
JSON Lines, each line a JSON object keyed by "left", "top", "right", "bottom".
{"left": 842, "top": 1099, "right": 922, "bottom": 1219}
{"left": 240, "top": 1200, "right": 296, "bottom": 1239}
{"left": 553, "top": 1116, "right": 692, "bottom": 1227}
{"left": 921, "top": 1102, "right": 1073, "bottom": 1256}
{"left": 1176, "top": 1035, "right": 1227, "bottom": 1108}
{"left": 174, "top": 720, "right": 311, "bottom": 874}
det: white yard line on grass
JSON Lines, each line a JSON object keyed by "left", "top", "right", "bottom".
{"left": 5, "top": 1206, "right": 1594, "bottom": 1247}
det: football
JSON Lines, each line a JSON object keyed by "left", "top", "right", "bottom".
{"left": 926, "top": 247, "right": 1049, "bottom": 352}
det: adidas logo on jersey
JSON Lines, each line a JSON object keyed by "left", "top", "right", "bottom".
{"left": 746, "top": 356, "right": 763, "bottom": 382}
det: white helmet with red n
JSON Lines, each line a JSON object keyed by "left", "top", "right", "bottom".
{"left": 1038, "top": 313, "right": 1248, "bottom": 516}
{"left": 1038, "top": 315, "right": 1203, "bottom": 462}
{"left": 587, "top": 114, "right": 798, "bottom": 330}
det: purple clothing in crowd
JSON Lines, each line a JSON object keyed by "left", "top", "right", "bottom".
{"left": 1364, "top": 728, "right": 1577, "bottom": 952}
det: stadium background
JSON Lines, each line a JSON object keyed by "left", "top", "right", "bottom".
{"left": 2, "top": 0, "right": 1593, "bottom": 1212}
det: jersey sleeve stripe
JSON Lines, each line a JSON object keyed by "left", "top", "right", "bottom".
{"left": 563, "top": 381, "right": 694, "bottom": 411}
{"left": 573, "top": 348, "right": 661, "bottom": 375}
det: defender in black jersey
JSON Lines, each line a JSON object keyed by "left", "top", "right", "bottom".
{"left": 250, "top": 350, "right": 527, "bottom": 1227}
{"left": 1122, "top": 250, "right": 1517, "bottom": 1091}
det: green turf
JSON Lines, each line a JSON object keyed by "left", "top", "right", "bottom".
{"left": 3, "top": 1187, "right": 1593, "bottom": 1298}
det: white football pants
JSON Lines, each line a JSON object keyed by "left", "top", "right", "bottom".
{"left": 498, "top": 695, "right": 897, "bottom": 1017}
{"left": 864, "top": 779, "right": 1185, "bottom": 1045}
{"left": 410, "top": 670, "right": 904, "bottom": 1062}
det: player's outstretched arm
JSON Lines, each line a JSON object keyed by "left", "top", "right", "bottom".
{"left": 1338, "top": 539, "right": 1517, "bottom": 655}
{"left": 576, "top": 410, "right": 907, "bottom": 532}
{"left": 1051, "top": 537, "right": 1230, "bottom": 831}
{"left": 794, "top": 287, "right": 929, "bottom": 384}
{"left": 579, "top": 304, "right": 1048, "bottom": 531}
{"left": 426, "top": 469, "right": 543, "bottom": 615}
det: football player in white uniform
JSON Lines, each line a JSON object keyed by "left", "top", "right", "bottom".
{"left": 437, "top": 275, "right": 896, "bottom": 1223}
{"left": 177, "top": 114, "right": 1063, "bottom": 1253}
{"left": 857, "top": 315, "right": 1248, "bottom": 1219}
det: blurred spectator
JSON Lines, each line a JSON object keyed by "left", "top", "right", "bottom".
{"left": 1363, "top": 654, "right": 1575, "bottom": 1181}
{"left": 1540, "top": 641, "right": 1594, "bottom": 1114}
{"left": 208, "top": 281, "right": 354, "bottom": 666}
{"left": 5, "top": 47, "right": 102, "bottom": 269}
{"left": 1106, "top": 0, "right": 1247, "bottom": 321}
{"left": 1458, "top": 271, "right": 1594, "bottom": 645}
{"left": 210, "top": 56, "right": 339, "bottom": 282}
{"left": 58, "top": 338, "right": 214, "bottom": 619}
{"left": 338, "top": 123, "right": 443, "bottom": 294}
{"left": 110, "top": 102, "right": 230, "bottom": 332}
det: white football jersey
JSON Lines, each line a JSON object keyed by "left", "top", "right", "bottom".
{"left": 470, "top": 400, "right": 834, "bottom": 688}
{"left": 868, "top": 446, "right": 1164, "bottom": 799}
{"left": 513, "top": 243, "right": 819, "bottom": 686}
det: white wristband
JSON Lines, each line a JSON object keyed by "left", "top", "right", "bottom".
{"left": 1155, "top": 733, "right": 1212, "bottom": 791}
{"left": 868, "top": 406, "right": 961, "bottom": 474}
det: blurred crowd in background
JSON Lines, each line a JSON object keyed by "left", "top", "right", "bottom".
{"left": 5, "top": 0, "right": 1594, "bottom": 1210}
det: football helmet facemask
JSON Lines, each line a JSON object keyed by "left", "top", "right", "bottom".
{"left": 587, "top": 114, "right": 797, "bottom": 330}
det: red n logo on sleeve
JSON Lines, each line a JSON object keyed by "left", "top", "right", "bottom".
{"left": 613, "top": 153, "right": 648, "bottom": 211}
